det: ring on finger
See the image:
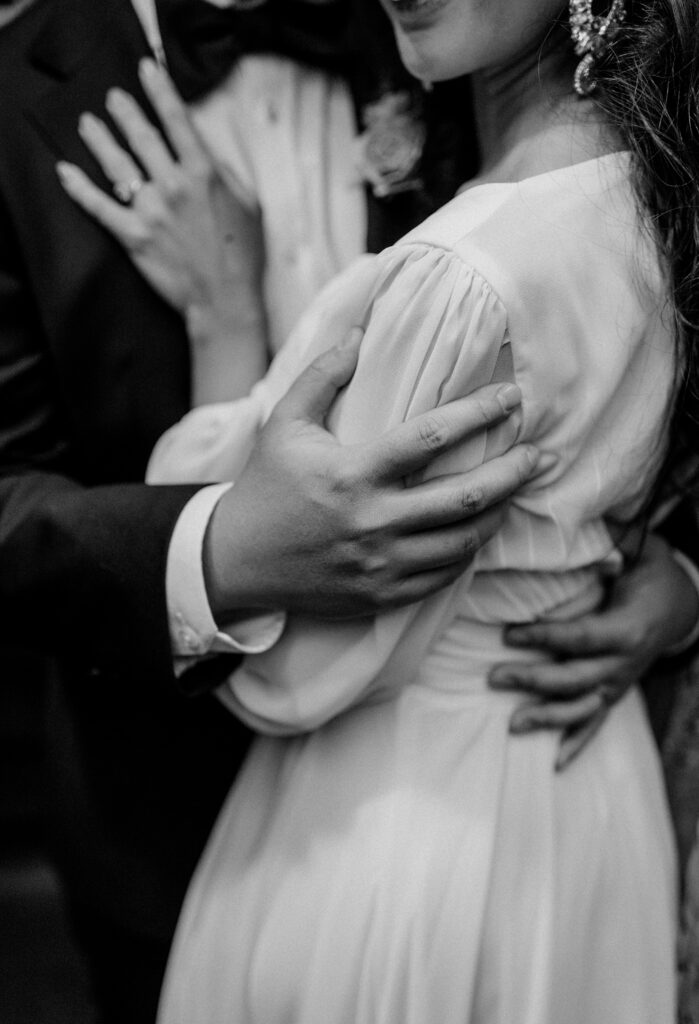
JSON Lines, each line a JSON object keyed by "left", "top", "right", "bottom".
{"left": 113, "top": 176, "right": 145, "bottom": 205}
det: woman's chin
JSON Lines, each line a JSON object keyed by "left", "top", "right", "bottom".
{"left": 396, "top": 33, "right": 468, "bottom": 83}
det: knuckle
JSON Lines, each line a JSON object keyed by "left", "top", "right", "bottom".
{"left": 363, "top": 585, "right": 388, "bottom": 613}
{"left": 569, "top": 623, "right": 592, "bottom": 651}
{"left": 124, "top": 224, "right": 150, "bottom": 253}
{"left": 189, "top": 156, "right": 214, "bottom": 184}
{"left": 459, "top": 484, "right": 485, "bottom": 518}
{"left": 140, "top": 199, "right": 167, "bottom": 230}
{"left": 346, "top": 554, "right": 391, "bottom": 610}
{"left": 304, "top": 356, "right": 333, "bottom": 387}
{"left": 417, "top": 414, "right": 449, "bottom": 453}
{"left": 460, "top": 529, "right": 479, "bottom": 561}
{"left": 361, "top": 550, "right": 391, "bottom": 582}
{"left": 333, "top": 453, "right": 366, "bottom": 497}
{"left": 161, "top": 173, "right": 187, "bottom": 204}
{"left": 516, "top": 448, "right": 535, "bottom": 481}
{"left": 326, "top": 461, "right": 353, "bottom": 499}
{"left": 476, "top": 397, "right": 495, "bottom": 426}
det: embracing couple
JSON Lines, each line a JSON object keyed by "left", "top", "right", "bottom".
{"left": 1, "top": 0, "right": 698, "bottom": 1021}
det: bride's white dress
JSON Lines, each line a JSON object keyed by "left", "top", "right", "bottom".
{"left": 151, "top": 153, "right": 677, "bottom": 1023}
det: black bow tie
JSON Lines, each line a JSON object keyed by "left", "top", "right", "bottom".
{"left": 155, "top": 0, "right": 355, "bottom": 103}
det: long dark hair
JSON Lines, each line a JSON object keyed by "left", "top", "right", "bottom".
{"left": 592, "top": 0, "right": 699, "bottom": 496}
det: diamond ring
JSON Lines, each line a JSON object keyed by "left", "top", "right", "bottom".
{"left": 113, "top": 176, "right": 145, "bottom": 205}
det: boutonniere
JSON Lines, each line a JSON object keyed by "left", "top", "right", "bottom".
{"left": 354, "top": 91, "right": 426, "bottom": 199}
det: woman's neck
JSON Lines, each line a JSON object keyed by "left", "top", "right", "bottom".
{"left": 467, "top": 37, "right": 614, "bottom": 186}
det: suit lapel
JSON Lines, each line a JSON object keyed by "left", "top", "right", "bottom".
{"left": 26, "top": 0, "right": 154, "bottom": 177}
{"left": 15, "top": 0, "right": 190, "bottom": 444}
{"left": 29, "top": 0, "right": 113, "bottom": 80}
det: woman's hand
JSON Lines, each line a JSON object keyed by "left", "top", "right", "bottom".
{"left": 57, "top": 57, "right": 267, "bottom": 404}
{"left": 488, "top": 534, "right": 699, "bottom": 770}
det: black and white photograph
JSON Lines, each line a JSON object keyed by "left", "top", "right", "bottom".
{"left": 1, "top": 0, "right": 699, "bottom": 1021}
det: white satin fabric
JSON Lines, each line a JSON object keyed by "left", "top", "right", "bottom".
{"left": 152, "top": 154, "right": 677, "bottom": 1023}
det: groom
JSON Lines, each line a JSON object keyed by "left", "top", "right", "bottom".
{"left": 0, "top": 0, "right": 534, "bottom": 1019}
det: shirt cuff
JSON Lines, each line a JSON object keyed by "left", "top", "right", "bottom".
{"left": 166, "top": 483, "right": 286, "bottom": 668}
{"left": 663, "top": 548, "right": 699, "bottom": 657}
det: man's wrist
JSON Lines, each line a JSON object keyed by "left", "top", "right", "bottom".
{"left": 201, "top": 481, "right": 276, "bottom": 621}
{"left": 167, "top": 483, "right": 285, "bottom": 660}
{"left": 185, "top": 299, "right": 237, "bottom": 350}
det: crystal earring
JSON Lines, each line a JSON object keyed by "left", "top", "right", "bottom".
{"left": 569, "top": 0, "right": 626, "bottom": 96}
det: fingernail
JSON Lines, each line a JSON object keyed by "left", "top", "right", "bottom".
{"left": 56, "top": 161, "right": 75, "bottom": 185}
{"left": 524, "top": 445, "right": 539, "bottom": 469}
{"left": 78, "top": 112, "right": 97, "bottom": 135}
{"left": 496, "top": 383, "right": 521, "bottom": 412}
{"left": 339, "top": 326, "right": 364, "bottom": 349}
{"left": 106, "top": 87, "right": 128, "bottom": 112}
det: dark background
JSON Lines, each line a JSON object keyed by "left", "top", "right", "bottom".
{"left": 1, "top": 656, "right": 96, "bottom": 1024}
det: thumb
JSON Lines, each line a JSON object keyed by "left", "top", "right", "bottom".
{"left": 274, "top": 326, "right": 364, "bottom": 425}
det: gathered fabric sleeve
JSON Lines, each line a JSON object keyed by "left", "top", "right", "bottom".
{"left": 185, "top": 242, "right": 514, "bottom": 734}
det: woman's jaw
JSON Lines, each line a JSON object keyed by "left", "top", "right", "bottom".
{"left": 380, "top": 0, "right": 568, "bottom": 84}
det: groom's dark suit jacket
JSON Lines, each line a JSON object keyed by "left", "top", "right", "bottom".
{"left": 0, "top": 0, "right": 252, "bottom": 942}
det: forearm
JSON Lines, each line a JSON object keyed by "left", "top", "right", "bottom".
{"left": 186, "top": 298, "right": 268, "bottom": 406}
{"left": 0, "top": 470, "right": 199, "bottom": 684}
{"left": 184, "top": 203, "right": 270, "bottom": 407}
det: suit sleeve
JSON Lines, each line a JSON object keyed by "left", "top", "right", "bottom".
{"left": 0, "top": 196, "right": 213, "bottom": 690}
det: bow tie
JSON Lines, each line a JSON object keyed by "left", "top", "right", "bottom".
{"left": 155, "top": 0, "right": 354, "bottom": 103}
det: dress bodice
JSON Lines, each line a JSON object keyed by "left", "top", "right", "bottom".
{"left": 149, "top": 152, "right": 674, "bottom": 733}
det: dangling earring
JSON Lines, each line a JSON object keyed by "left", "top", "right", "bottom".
{"left": 569, "top": 0, "right": 626, "bottom": 96}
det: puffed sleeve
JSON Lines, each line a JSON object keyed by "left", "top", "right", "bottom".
{"left": 209, "top": 241, "right": 514, "bottom": 734}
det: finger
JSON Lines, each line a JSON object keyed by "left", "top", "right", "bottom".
{"left": 105, "top": 87, "right": 175, "bottom": 183}
{"left": 56, "top": 162, "right": 138, "bottom": 241}
{"left": 139, "top": 58, "right": 207, "bottom": 169}
{"left": 504, "top": 615, "right": 627, "bottom": 657}
{"left": 388, "top": 444, "right": 539, "bottom": 532}
{"left": 509, "top": 690, "right": 605, "bottom": 733}
{"left": 77, "top": 112, "right": 143, "bottom": 191}
{"left": 392, "top": 504, "right": 506, "bottom": 576}
{"left": 366, "top": 383, "right": 524, "bottom": 480}
{"left": 556, "top": 709, "right": 608, "bottom": 771}
{"left": 382, "top": 555, "right": 476, "bottom": 608}
{"left": 489, "top": 655, "right": 623, "bottom": 697}
{"left": 272, "top": 329, "right": 364, "bottom": 424}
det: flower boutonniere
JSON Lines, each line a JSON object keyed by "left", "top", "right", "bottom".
{"left": 354, "top": 91, "right": 427, "bottom": 199}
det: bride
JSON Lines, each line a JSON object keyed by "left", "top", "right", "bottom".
{"left": 140, "top": 0, "right": 697, "bottom": 1020}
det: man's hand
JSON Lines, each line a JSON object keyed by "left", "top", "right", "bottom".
{"left": 204, "top": 331, "right": 538, "bottom": 620}
{"left": 488, "top": 534, "right": 699, "bottom": 769}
